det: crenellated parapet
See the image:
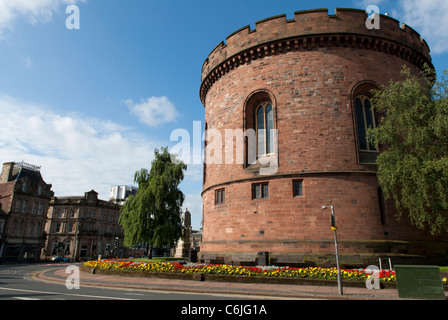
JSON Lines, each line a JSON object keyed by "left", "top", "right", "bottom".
{"left": 200, "top": 8, "right": 432, "bottom": 105}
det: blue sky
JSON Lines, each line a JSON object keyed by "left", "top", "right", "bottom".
{"left": 0, "top": 0, "right": 447, "bottom": 230}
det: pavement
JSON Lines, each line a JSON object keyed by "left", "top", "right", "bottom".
{"left": 31, "top": 265, "right": 445, "bottom": 300}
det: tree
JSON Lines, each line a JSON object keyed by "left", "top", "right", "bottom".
{"left": 368, "top": 65, "right": 448, "bottom": 235}
{"left": 119, "top": 147, "right": 187, "bottom": 257}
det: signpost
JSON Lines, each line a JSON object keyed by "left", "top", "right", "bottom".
{"left": 322, "top": 205, "right": 343, "bottom": 295}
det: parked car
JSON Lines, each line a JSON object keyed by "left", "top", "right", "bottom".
{"left": 51, "top": 256, "right": 69, "bottom": 263}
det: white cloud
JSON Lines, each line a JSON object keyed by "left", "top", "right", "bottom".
{"left": 354, "top": 0, "right": 448, "bottom": 55}
{"left": 0, "top": 0, "right": 85, "bottom": 39}
{"left": 395, "top": 0, "right": 448, "bottom": 55}
{"left": 22, "top": 56, "right": 32, "bottom": 68}
{"left": 125, "top": 96, "right": 180, "bottom": 127}
{"left": 0, "top": 94, "right": 157, "bottom": 200}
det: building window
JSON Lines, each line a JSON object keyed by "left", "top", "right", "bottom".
{"left": 55, "top": 223, "right": 62, "bottom": 233}
{"left": 21, "top": 200, "right": 28, "bottom": 213}
{"left": 215, "top": 188, "right": 225, "bottom": 205}
{"left": 244, "top": 90, "right": 277, "bottom": 168}
{"left": 32, "top": 202, "right": 37, "bottom": 214}
{"left": 15, "top": 200, "right": 22, "bottom": 212}
{"left": 354, "top": 95, "right": 377, "bottom": 152}
{"left": 252, "top": 182, "right": 269, "bottom": 199}
{"left": 68, "top": 222, "right": 74, "bottom": 233}
{"left": 19, "top": 221, "right": 25, "bottom": 235}
{"left": 38, "top": 203, "right": 44, "bottom": 215}
{"left": 293, "top": 180, "right": 303, "bottom": 197}
{"left": 256, "top": 102, "right": 274, "bottom": 157}
{"left": 0, "top": 219, "right": 4, "bottom": 233}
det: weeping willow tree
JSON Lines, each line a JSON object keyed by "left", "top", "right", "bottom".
{"left": 368, "top": 65, "right": 448, "bottom": 236}
{"left": 119, "top": 147, "right": 187, "bottom": 258}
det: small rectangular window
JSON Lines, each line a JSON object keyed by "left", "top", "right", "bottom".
{"left": 38, "top": 203, "right": 44, "bottom": 215}
{"left": 253, "top": 184, "right": 261, "bottom": 199}
{"left": 215, "top": 188, "right": 225, "bottom": 205}
{"left": 15, "top": 200, "right": 22, "bottom": 212}
{"left": 22, "top": 200, "right": 29, "bottom": 213}
{"left": 32, "top": 202, "right": 37, "bottom": 214}
{"left": 293, "top": 180, "right": 303, "bottom": 197}
{"left": 252, "top": 183, "right": 268, "bottom": 199}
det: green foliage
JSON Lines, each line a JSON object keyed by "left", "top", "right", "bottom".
{"left": 368, "top": 65, "right": 448, "bottom": 235}
{"left": 119, "top": 147, "right": 187, "bottom": 249}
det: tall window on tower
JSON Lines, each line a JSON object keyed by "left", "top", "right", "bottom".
{"left": 354, "top": 95, "right": 379, "bottom": 164}
{"left": 355, "top": 95, "right": 377, "bottom": 152}
{"left": 256, "top": 102, "right": 274, "bottom": 157}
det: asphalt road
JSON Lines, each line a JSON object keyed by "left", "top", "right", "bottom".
{"left": 0, "top": 263, "right": 255, "bottom": 301}
{"left": 0, "top": 263, "right": 286, "bottom": 319}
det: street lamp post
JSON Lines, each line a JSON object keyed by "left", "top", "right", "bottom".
{"left": 72, "top": 222, "right": 80, "bottom": 263}
{"left": 322, "top": 205, "right": 343, "bottom": 295}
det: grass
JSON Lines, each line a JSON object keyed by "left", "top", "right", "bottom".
{"left": 440, "top": 266, "right": 448, "bottom": 273}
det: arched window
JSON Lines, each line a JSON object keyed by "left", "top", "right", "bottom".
{"left": 351, "top": 81, "right": 380, "bottom": 164}
{"left": 354, "top": 95, "right": 377, "bottom": 152}
{"left": 244, "top": 90, "right": 278, "bottom": 169}
{"left": 256, "top": 102, "right": 274, "bottom": 157}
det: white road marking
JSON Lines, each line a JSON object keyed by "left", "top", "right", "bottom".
{"left": 0, "top": 286, "right": 137, "bottom": 300}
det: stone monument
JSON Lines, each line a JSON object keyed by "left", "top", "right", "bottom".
{"left": 174, "top": 209, "right": 191, "bottom": 258}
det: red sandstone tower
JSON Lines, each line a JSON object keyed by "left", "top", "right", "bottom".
{"left": 199, "top": 8, "right": 448, "bottom": 267}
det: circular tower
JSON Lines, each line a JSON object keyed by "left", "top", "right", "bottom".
{"left": 199, "top": 8, "right": 448, "bottom": 267}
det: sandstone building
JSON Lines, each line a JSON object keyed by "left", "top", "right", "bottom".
{"left": 43, "top": 190, "right": 124, "bottom": 261}
{"left": 0, "top": 162, "right": 53, "bottom": 262}
{"left": 199, "top": 8, "right": 448, "bottom": 267}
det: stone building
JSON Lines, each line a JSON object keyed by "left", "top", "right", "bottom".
{"left": 0, "top": 204, "right": 8, "bottom": 260}
{"left": 199, "top": 9, "right": 448, "bottom": 267}
{"left": 0, "top": 162, "right": 53, "bottom": 262}
{"left": 43, "top": 190, "right": 124, "bottom": 261}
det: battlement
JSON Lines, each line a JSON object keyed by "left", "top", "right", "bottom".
{"left": 200, "top": 8, "right": 432, "bottom": 104}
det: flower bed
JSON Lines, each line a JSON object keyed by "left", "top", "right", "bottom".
{"left": 81, "top": 259, "right": 404, "bottom": 288}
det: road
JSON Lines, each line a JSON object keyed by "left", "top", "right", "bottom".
{"left": 0, "top": 263, "right": 254, "bottom": 301}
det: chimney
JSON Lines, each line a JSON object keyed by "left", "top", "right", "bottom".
{"left": 0, "top": 162, "right": 14, "bottom": 184}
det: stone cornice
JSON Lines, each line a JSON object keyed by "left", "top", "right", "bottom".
{"left": 200, "top": 33, "right": 433, "bottom": 106}
{"left": 199, "top": 8, "right": 433, "bottom": 106}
